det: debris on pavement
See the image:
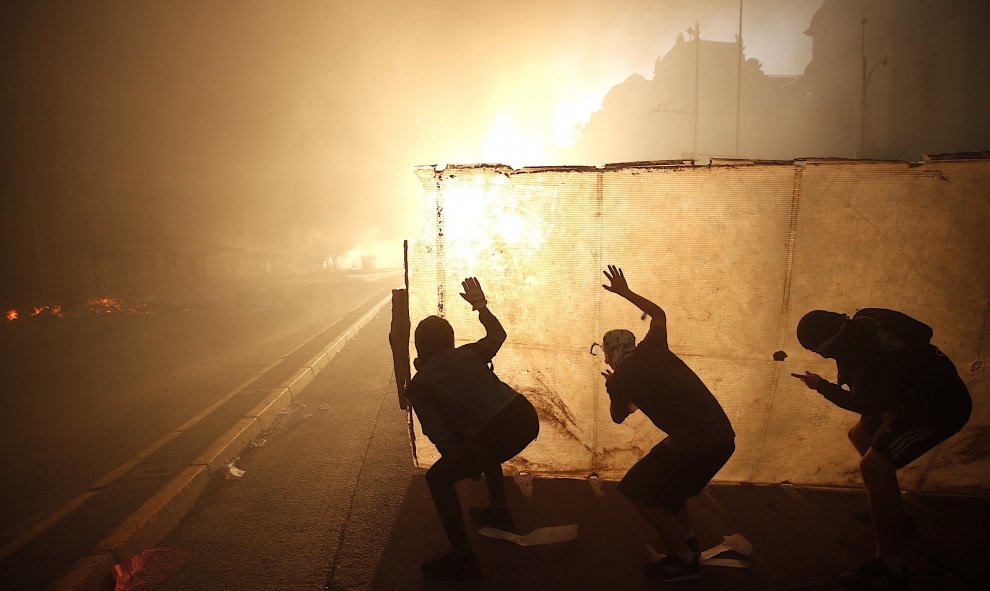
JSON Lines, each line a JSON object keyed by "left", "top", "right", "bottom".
{"left": 514, "top": 472, "right": 534, "bottom": 497}
{"left": 113, "top": 547, "right": 193, "bottom": 591}
{"left": 478, "top": 524, "right": 579, "bottom": 547}
{"left": 647, "top": 533, "right": 753, "bottom": 568}
{"left": 587, "top": 473, "right": 605, "bottom": 496}
{"left": 225, "top": 457, "right": 246, "bottom": 479}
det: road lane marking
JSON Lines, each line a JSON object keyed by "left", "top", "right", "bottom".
{"left": 0, "top": 289, "right": 390, "bottom": 561}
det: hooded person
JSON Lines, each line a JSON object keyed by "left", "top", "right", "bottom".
{"left": 405, "top": 277, "right": 539, "bottom": 581}
{"left": 792, "top": 308, "right": 971, "bottom": 591}
{"left": 599, "top": 265, "right": 735, "bottom": 583}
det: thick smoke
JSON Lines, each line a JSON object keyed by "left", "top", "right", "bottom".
{"left": 18, "top": 0, "right": 944, "bottom": 302}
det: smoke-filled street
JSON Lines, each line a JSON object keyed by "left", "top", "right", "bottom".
{"left": 0, "top": 271, "right": 398, "bottom": 589}
{"left": 2, "top": 0, "right": 990, "bottom": 589}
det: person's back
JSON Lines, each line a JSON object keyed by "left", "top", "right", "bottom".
{"left": 819, "top": 308, "right": 967, "bottom": 418}
{"left": 408, "top": 343, "right": 516, "bottom": 447}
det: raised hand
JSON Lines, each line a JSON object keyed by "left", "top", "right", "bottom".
{"left": 459, "top": 276, "right": 487, "bottom": 310}
{"left": 602, "top": 265, "right": 630, "bottom": 295}
{"left": 790, "top": 371, "right": 823, "bottom": 390}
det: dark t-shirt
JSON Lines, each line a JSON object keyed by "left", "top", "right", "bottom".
{"left": 606, "top": 323, "right": 735, "bottom": 453}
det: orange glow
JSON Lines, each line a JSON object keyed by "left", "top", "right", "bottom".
{"left": 481, "top": 112, "right": 547, "bottom": 169}
{"left": 552, "top": 89, "right": 602, "bottom": 147}
{"left": 438, "top": 174, "right": 546, "bottom": 274}
{"left": 88, "top": 297, "right": 123, "bottom": 314}
{"left": 87, "top": 297, "right": 146, "bottom": 316}
{"left": 29, "top": 305, "right": 64, "bottom": 318}
{"left": 7, "top": 305, "right": 64, "bottom": 321}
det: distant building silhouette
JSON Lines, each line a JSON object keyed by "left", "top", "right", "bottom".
{"left": 799, "top": 0, "right": 990, "bottom": 160}
{"left": 574, "top": 1, "right": 990, "bottom": 163}
{"left": 574, "top": 33, "right": 809, "bottom": 163}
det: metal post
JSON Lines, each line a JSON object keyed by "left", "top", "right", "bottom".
{"left": 693, "top": 23, "right": 700, "bottom": 157}
{"left": 859, "top": 17, "right": 868, "bottom": 158}
{"left": 735, "top": 0, "right": 743, "bottom": 156}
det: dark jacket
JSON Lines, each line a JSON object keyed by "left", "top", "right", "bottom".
{"left": 814, "top": 308, "right": 962, "bottom": 417}
{"left": 406, "top": 308, "right": 517, "bottom": 454}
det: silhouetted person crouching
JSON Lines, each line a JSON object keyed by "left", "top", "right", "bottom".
{"left": 406, "top": 277, "right": 539, "bottom": 581}
{"left": 793, "top": 308, "right": 971, "bottom": 591}
{"left": 600, "top": 265, "right": 735, "bottom": 582}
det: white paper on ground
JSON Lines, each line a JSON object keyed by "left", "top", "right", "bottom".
{"left": 478, "top": 524, "right": 578, "bottom": 546}
{"left": 700, "top": 533, "right": 753, "bottom": 560}
{"left": 646, "top": 534, "right": 752, "bottom": 568}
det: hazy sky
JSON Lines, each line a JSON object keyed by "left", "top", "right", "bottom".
{"left": 2, "top": 0, "right": 823, "bottom": 267}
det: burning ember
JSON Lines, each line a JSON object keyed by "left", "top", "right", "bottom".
{"left": 31, "top": 305, "right": 62, "bottom": 317}
{"left": 4, "top": 297, "right": 148, "bottom": 323}
{"left": 6, "top": 304, "right": 63, "bottom": 322}
{"left": 87, "top": 297, "right": 146, "bottom": 316}
{"left": 88, "top": 297, "right": 123, "bottom": 314}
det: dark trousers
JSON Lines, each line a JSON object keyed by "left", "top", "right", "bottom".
{"left": 425, "top": 395, "right": 539, "bottom": 552}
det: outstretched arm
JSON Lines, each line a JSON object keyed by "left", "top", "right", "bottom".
{"left": 602, "top": 265, "right": 667, "bottom": 334}
{"left": 791, "top": 371, "right": 863, "bottom": 413}
{"left": 460, "top": 277, "right": 506, "bottom": 359}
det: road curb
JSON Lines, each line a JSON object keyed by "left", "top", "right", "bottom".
{"left": 48, "top": 292, "right": 392, "bottom": 591}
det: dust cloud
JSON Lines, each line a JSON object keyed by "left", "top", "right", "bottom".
{"left": 10, "top": 1, "right": 985, "bottom": 303}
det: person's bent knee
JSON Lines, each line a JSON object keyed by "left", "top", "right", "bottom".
{"left": 859, "top": 450, "right": 896, "bottom": 485}
{"left": 848, "top": 422, "right": 869, "bottom": 446}
{"left": 425, "top": 463, "right": 451, "bottom": 488}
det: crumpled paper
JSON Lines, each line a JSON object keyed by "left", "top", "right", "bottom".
{"left": 114, "top": 547, "right": 193, "bottom": 591}
{"left": 478, "top": 524, "right": 578, "bottom": 546}
{"left": 647, "top": 533, "right": 753, "bottom": 568}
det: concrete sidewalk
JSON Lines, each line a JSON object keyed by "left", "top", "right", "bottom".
{"left": 144, "top": 311, "right": 987, "bottom": 591}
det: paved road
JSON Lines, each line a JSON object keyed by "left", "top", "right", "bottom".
{"left": 156, "top": 312, "right": 989, "bottom": 591}
{"left": 0, "top": 271, "right": 399, "bottom": 550}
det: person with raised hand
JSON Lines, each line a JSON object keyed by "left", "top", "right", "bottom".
{"left": 599, "top": 265, "right": 735, "bottom": 583}
{"left": 405, "top": 277, "right": 539, "bottom": 581}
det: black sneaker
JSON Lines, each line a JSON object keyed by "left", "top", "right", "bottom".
{"left": 421, "top": 550, "right": 482, "bottom": 581}
{"left": 839, "top": 559, "right": 909, "bottom": 591}
{"left": 469, "top": 505, "right": 514, "bottom": 531}
{"left": 644, "top": 553, "right": 702, "bottom": 582}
